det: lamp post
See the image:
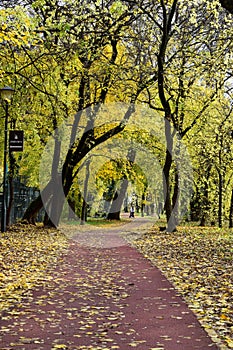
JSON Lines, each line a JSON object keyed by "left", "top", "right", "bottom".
{"left": 1, "top": 86, "right": 14, "bottom": 232}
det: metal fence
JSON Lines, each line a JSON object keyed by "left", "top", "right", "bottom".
{"left": 0, "top": 177, "right": 43, "bottom": 225}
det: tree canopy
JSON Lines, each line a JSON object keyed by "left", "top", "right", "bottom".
{"left": 0, "top": 0, "right": 232, "bottom": 230}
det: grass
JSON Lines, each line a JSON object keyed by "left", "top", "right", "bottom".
{"left": 63, "top": 217, "right": 130, "bottom": 227}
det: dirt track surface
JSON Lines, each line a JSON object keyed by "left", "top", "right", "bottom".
{"left": 0, "top": 218, "right": 219, "bottom": 349}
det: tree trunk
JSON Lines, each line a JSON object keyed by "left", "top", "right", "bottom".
{"left": 200, "top": 182, "right": 209, "bottom": 226}
{"left": 43, "top": 175, "right": 64, "bottom": 228}
{"left": 68, "top": 198, "right": 76, "bottom": 220}
{"left": 107, "top": 179, "right": 128, "bottom": 220}
{"left": 22, "top": 128, "right": 62, "bottom": 226}
{"left": 229, "top": 188, "right": 233, "bottom": 228}
{"left": 218, "top": 170, "right": 223, "bottom": 228}
{"left": 80, "top": 159, "right": 90, "bottom": 225}
{"left": 156, "top": 1, "right": 178, "bottom": 232}
{"left": 172, "top": 164, "right": 179, "bottom": 226}
{"left": 22, "top": 102, "right": 137, "bottom": 226}
{"left": 22, "top": 180, "right": 53, "bottom": 223}
{"left": 141, "top": 192, "right": 145, "bottom": 217}
{"left": 107, "top": 148, "right": 136, "bottom": 220}
{"left": 42, "top": 128, "right": 62, "bottom": 228}
{"left": 163, "top": 119, "right": 176, "bottom": 232}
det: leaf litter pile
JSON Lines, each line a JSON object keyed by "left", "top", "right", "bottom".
{"left": 0, "top": 224, "right": 68, "bottom": 314}
{"left": 129, "top": 225, "right": 233, "bottom": 349}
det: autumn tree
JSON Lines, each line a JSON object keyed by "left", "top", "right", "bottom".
{"left": 1, "top": 0, "right": 232, "bottom": 229}
{"left": 129, "top": 0, "right": 233, "bottom": 231}
{"left": 188, "top": 97, "right": 233, "bottom": 227}
{"left": 14, "top": 0, "right": 152, "bottom": 227}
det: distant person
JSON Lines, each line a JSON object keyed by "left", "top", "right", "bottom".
{"left": 129, "top": 205, "right": 135, "bottom": 218}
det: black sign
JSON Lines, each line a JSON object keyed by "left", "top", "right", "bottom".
{"left": 9, "top": 130, "right": 24, "bottom": 152}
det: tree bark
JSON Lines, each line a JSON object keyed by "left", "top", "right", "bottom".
{"left": 43, "top": 175, "right": 64, "bottom": 228}
{"left": 157, "top": 1, "right": 178, "bottom": 232}
{"left": 172, "top": 164, "right": 179, "bottom": 226}
{"left": 107, "top": 148, "right": 136, "bottom": 220}
{"left": 163, "top": 119, "right": 177, "bottom": 232}
{"left": 68, "top": 198, "right": 76, "bottom": 220}
{"left": 43, "top": 129, "right": 62, "bottom": 228}
{"left": 22, "top": 180, "right": 53, "bottom": 223}
{"left": 218, "top": 170, "right": 223, "bottom": 228}
{"left": 229, "top": 188, "right": 233, "bottom": 228}
{"left": 200, "top": 168, "right": 211, "bottom": 226}
{"left": 80, "top": 159, "right": 90, "bottom": 225}
{"left": 107, "top": 179, "right": 129, "bottom": 220}
{"left": 141, "top": 192, "right": 145, "bottom": 217}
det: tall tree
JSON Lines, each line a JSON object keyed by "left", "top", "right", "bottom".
{"left": 1, "top": 0, "right": 232, "bottom": 229}
{"left": 18, "top": 0, "right": 147, "bottom": 226}
{"left": 135, "top": 0, "right": 233, "bottom": 231}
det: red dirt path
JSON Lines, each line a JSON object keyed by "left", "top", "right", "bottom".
{"left": 0, "top": 222, "right": 220, "bottom": 350}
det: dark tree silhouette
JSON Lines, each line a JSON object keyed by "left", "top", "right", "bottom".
{"left": 219, "top": 0, "right": 233, "bottom": 14}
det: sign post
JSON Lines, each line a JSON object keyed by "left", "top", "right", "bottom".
{"left": 9, "top": 130, "right": 24, "bottom": 152}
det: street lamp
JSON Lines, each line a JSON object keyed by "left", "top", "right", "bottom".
{"left": 1, "top": 86, "right": 14, "bottom": 232}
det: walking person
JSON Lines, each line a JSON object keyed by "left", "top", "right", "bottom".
{"left": 129, "top": 205, "right": 135, "bottom": 218}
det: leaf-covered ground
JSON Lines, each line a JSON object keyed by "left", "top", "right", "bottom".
{"left": 1, "top": 220, "right": 232, "bottom": 349}
{"left": 0, "top": 220, "right": 219, "bottom": 350}
{"left": 0, "top": 224, "right": 68, "bottom": 314}
{"left": 129, "top": 224, "right": 233, "bottom": 349}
